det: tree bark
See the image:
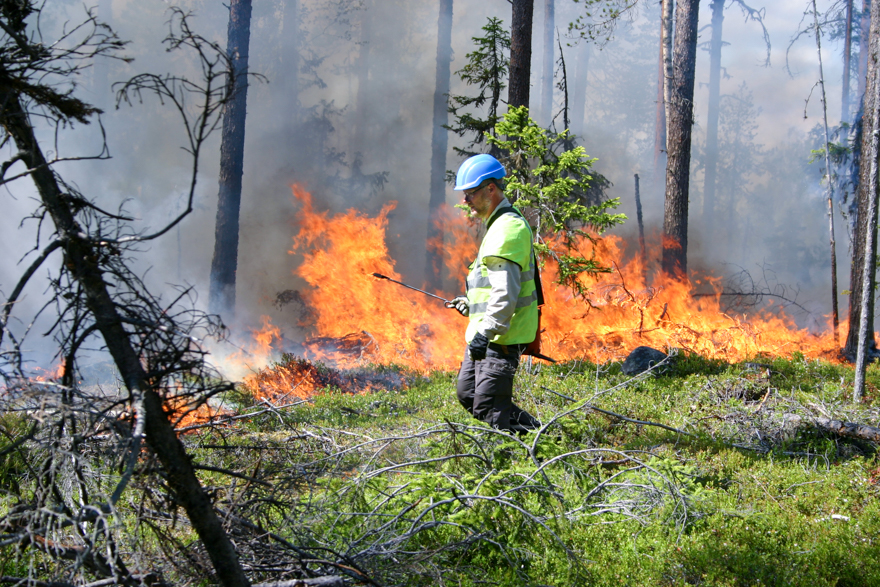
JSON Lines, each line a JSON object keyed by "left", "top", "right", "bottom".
{"left": 426, "top": 0, "right": 454, "bottom": 290}
{"left": 859, "top": 0, "right": 872, "bottom": 105}
{"left": 0, "top": 91, "right": 251, "bottom": 587}
{"left": 209, "top": 0, "right": 253, "bottom": 320}
{"left": 855, "top": 77, "right": 880, "bottom": 399}
{"left": 652, "top": 2, "right": 668, "bottom": 184}
{"left": 784, "top": 414, "right": 880, "bottom": 442}
{"left": 662, "top": 0, "right": 674, "bottom": 140}
{"left": 702, "top": 0, "right": 724, "bottom": 236}
{"left": 635, "top": 173, "right": 646, "bottom": 269}
{"left": 662, "top": 0, "right": 700, "bottom": 277}
{"left": 808, "top": 0, "right": 841, "bottom": 343}
{"left": 509, "top": 0, "right": 535, "bottom": 109}
{"left": 541, "top": 0, "right": 554, "bottom": 127}
{"left": 846, "top": 0, "right": 880, "bottom": 362}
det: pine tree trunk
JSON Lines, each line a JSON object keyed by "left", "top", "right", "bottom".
{"left": 855, "top": 60, "right": 880, "bottom": 398}
{"left": 662, "top": 0, "right": 700, "bottom": 277}
{"left": 846, "top": 0, "right": 880, "bottom": 361}
{"left": 541, "top": 0, "right": 554, "bottom": 127}
{"left": 702, "top": 0, "right": 724, "bottom": 236}
{"left": 209, "top": 0, "right": 253, "bottom": 320}
{"left": 662, "top": 0, "right": 674, "bottom": 138}
{"left": 426, "top": 0, "right": 454, "bottom": 290}
{"left": 654, "top": 0, "right": 674, "bottom": 186}
{"left": 652, "top": 5, "right": 667, "bottom": 184}
{"left": 509, "top": 0, "right": 535, "bottom": 109}
{"left": 859, "top": 0, "right": 872, "bottom": 104}
{"left": 0, "top": 89, "right": 251, "bottom": 587}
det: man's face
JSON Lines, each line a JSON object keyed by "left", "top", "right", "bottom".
{"left": 463, "top": 182, "right": 494, "bottom": 220}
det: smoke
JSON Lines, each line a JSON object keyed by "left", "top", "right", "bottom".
{"left": 0, "top": 0, "right": 856, "bottom": 375}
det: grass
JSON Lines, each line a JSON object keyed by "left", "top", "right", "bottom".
{"left": 5, "top": 353, "right": 880, "bottom": 586}
{"left": 179, "top": 353, "right": 880, "bottom": 586}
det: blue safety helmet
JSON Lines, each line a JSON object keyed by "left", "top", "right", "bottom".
{"left": 454, "top": 154, "right": 506, "bottom": 191}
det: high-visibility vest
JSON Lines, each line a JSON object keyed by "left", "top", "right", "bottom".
{"left": 465, "top": 205, "right": 539, "bottom": 345}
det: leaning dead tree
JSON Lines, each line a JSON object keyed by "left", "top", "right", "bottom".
{"left": 0, "top": 5, "right": 251, "bottom": 586}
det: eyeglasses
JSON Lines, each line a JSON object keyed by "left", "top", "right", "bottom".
{"left": 463, "top": 184, "right": 489, "bottom": 201}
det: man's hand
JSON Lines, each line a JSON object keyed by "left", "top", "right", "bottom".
{"left": 451, "top": 296, "right": 469, "bottom": 317}
{"left": 468, "top": 332, "right": 489, "bottom": 361}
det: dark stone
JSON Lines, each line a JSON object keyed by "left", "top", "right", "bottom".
{"left": 621, "top": 346, "right": 669, "bottom": 376}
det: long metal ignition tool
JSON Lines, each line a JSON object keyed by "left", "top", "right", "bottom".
{"left": 371, "top": 272, "right": 558, "bottom": 363}
{"left": 370, "top": 273, "right": 455, "bottom": 307}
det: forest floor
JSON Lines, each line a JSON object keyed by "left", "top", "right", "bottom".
{"left": 169, "top": 351, "right": 880, "bottom": 586}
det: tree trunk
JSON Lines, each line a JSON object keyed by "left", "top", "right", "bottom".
{"left": 509, "top": 0, "right": 535, "bottom": 109}
{"left": 426, "top": 0, "right": 454, "bottom": 290}
{"left": 662, "top": 0, "right": 700, "bottom": 277}
{"left": 859, "top": 0, "right": 872, "bottom": 104}
{"left": 702, "top": 0, "right": 724, "bottom": 236}
{"left": 847, "top": 0, "right": 880, "bottom": 363}
{"left": 0, "top": 91, "right": 251, "bottom": 587}
{"left": 652, "top": 2, "right": 668, "bottom": 184}
{"left": 635, "top": 173, "right": 646, "bottom": 269}
{"left": 541, "top": 0, "right": 555, "bottom": 127}
{"left": 811, "top": 0, "right": 841, "bottom": 345}
{"left": 784, "top": 414, "right": 880, "bottom": 442}
{"left": 844, "top": 0, "right": 855, "bottom": 121}
{"left": 209, "top": 0, "right": 253, "bottom": 320}
{"left": 662, "top": 0, "right": 674, "bottom": 140}
{"left": 855, "top": 68, "right": 880, "bottom": 399}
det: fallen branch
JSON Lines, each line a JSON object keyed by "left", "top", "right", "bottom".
{"left": 584, "top": 403, "right": 695, "bottom": 437}
{"left": 785, "top": 414, "right": 880, "bottom": 442}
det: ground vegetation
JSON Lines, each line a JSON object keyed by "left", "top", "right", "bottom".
{"left": 6, "top": 350, "right": 880, "bottom": 585}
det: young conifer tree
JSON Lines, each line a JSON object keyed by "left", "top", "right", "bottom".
{"left": 445, "top": 17, "right": 510, "bottom": 158}
{"left": 488, "top": 107, "right": 625, "bottom": 296}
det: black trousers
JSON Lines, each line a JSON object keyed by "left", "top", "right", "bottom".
{"left": 456, "top": 343, "right": 540, "bottom": 431}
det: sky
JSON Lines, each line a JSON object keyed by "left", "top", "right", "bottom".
{"left": 0, "top": 0, "right": 863, "bottom": 373}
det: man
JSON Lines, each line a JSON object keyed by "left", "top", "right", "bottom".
{"left": 449, "top": 153, "right": 541, "bottom": 433}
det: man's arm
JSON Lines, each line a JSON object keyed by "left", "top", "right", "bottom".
{"left": 478, "top": 256, "right": 522, "bottom": 339}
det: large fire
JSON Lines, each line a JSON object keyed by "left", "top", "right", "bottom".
{"left": 242, "top": 185, "right": 839, "bottom": 389}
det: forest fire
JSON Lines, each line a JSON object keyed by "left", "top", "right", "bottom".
{"left": 168, "top": 398, "right": 231, "bottom": 433}
{"left": 243, "top": 185, "right": 840, "bottom": 400}
{"left": 32, "top": 361, "right": 65, "bottom": 382}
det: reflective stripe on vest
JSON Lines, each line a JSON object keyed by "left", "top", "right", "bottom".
{"left": 465, "top": 207, "right": 539, "bottom": 345}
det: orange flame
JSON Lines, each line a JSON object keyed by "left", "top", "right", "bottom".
{"left": 288, "top": 185, "right": 464, "bottom": 370}
{"left": 244, "top": 185, "right": 841, "bottom": 400}
{"left": 169, "top": 398, "right": 231, "bottom": 433}
{"left": 33, "top": 360, "right": 66, "bottom": 382}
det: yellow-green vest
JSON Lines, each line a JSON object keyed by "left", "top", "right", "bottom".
{"left": 465, "top": 205, "right": 539, "bottom": 345}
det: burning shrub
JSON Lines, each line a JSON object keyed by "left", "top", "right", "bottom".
{"left": 243, "top": 353, "right": 411, "bottom": 403}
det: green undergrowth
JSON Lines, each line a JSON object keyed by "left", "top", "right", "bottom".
{"left": 187, "top": 354, "right": 880, "bottom": 586}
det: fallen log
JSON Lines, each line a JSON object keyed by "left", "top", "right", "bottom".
{"left": 784, "top": 414, "right": 880, "bottom": 442}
